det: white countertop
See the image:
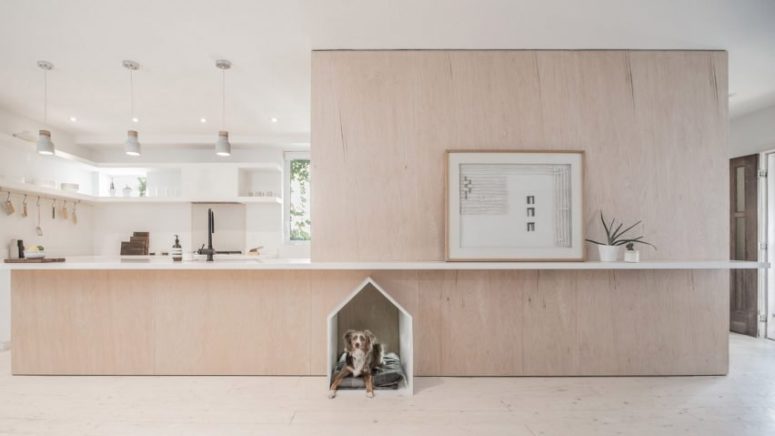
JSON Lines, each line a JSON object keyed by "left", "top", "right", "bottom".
{"left": 0, "top": 256, "right": 767, "bottom": 270}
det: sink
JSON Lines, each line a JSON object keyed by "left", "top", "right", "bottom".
{"left": 190, "top": 254, "right": 261, "bottom": 262}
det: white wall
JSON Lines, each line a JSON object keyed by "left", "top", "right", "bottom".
{"left": 92, "top": 203, "right": 192, "bottom": 256}
{"left": 191, "top": 203, "right": 245, "bottom": 253}
{"left": 0, "top": 109, "right": 96, "bottom": 348}
{"left": 730, "top": 104, "right": 775, "bottom": 157}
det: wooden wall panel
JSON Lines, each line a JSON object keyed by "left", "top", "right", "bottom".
{"left": 307, "top": 50, "right": 729, "bottom": 376}
{"left": 311, "top": 50, "right": 728, "bottom": 262}
{"left": 13, "top": 269, "right": 728, "bottom": 376}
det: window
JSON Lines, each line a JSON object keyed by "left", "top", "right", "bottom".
{"left": 285, "top": 152, "right": 311, "bottom": 242}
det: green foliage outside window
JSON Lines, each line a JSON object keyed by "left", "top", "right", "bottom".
{"left": 289, "top": 159, "right": 311, "bottom": 241}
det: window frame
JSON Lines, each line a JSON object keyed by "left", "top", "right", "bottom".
{"left": 284, "top": 151, "right": 311, "bottom": 244}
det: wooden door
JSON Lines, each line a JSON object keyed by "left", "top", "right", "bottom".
{"left": 730, "top": 154, "right": 759, "bottom": 336}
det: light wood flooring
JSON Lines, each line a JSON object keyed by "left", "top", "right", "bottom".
{"left": 1, "top": 334, "right": 773, "bottom": 436}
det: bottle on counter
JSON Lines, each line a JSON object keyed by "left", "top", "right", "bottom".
{"left": 109, "top": 179, "right": 116, "bottom": 197}
{"left": 172, "top": 234, "right": 183, "bottom": 262}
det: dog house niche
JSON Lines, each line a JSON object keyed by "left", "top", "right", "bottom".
{"left": 327, "top": 277, "right": 413, "bottom": 396}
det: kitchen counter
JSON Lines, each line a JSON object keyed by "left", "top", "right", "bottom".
{"left": 7, "top": 257, "right": 763, "bottom": 377}
{"left": 0, "top": 256, "right": 766, "bottom": 270}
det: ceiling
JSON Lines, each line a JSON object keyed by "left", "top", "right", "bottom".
{"left": 0, "top": 0, "right": 773, "bottom": 147}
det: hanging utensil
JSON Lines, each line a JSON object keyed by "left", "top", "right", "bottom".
{"left": 35, "top": 197, "right": 43, "bottom": 236}
{"left": 72, "top": 201, "right": 78, "bottom": 224}
{"left": 51, "top": 199, "right": 56, "bottom": 219}
{"left": 3, "top": 191, "right": 14, "bottom": 215}
{"left": 21, "top": 195, "right": 28, "bottom": 218}
{"left": 61, "top": 200, "right": 69, "bottom": 220}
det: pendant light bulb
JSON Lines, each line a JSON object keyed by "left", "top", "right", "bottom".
{"left": 123, "top": 60, "right": 141, "bottom": 156}
{"left": 215, "top": 59, "right": 232, "bottom": 157}
{"left": 36, "top": 61, "right": 55, "bottom": 155}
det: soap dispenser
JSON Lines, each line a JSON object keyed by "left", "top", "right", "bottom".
{"left": 172, "top": 234, "right": 182, "bottom": 262}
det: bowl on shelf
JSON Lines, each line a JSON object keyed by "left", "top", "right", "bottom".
{"left": 60, "top": 183, "right": 80, "bottom": 193}
{"left": 23, "top": 251, "right": 46, "bottom": 259}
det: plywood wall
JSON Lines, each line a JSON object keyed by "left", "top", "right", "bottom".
{"left": 311, "top": 50, "right": 728, "bottom": 262}
{"left": 307, "top": 50, "right": 730, "bottom": 376}
{"left": 12, "top": 269, "right": 728, "bottom": 376}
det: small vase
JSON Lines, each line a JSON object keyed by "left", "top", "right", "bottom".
{"left": 597, "top": 245, "right": 622, "bottom": 262}
{"left": 624, "top": 249, "right": 640, "bottom": 263}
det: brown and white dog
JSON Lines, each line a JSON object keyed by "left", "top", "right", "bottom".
{"left": 329, "top": 329, "right": 384, "bottom": 398}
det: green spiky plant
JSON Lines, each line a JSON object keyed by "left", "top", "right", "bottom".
{"left": 137, "top": 177, "right": 147, "bottom": 197}
{"left": 586, "top": 212, "right": 656, "bottom": 249}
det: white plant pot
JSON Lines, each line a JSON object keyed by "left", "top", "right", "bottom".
{"left": 624, "top": 249, "right": 640, "bottom": 263}
{"left": 597, "top": 245, "right": 622, "bottom": 262}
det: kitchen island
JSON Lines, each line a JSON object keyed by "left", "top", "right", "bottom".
{"left": 3, "top": 257, "right": 765, "bottom": 376}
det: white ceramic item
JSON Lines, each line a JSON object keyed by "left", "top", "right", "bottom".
{"left": 597, "top": 245, "right": 622, "bottom": 262}
{"left": 624, "top": 249, "right": 641, "bottom": 263}
{"left": 60, "top": 183, "right": 79, "bottom": 192}
{"left": 23, "top": 251, "right": 46, "bottom": 259}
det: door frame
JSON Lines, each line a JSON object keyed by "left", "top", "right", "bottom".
{"left": 757, "top": 148, "right": 775, "bottom": 339}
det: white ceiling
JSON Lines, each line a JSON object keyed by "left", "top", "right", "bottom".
{"left": 0, "top": 0, "right": 773, "bottom": 147}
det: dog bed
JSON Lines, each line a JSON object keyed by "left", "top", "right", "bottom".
{"left": 332, "top": 352, "right": 406, "bottom": 390}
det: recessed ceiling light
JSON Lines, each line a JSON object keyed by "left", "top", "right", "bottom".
{"left": 270, "top": 117, "right": 278, "bottom": 123}
{"left": 69, "top": 116, "right": 77, "bottom": 122}
{"left": 131, "top": 117, "right": 139, "bottom": 123}
{"left": 200, "top": 117, "right": 207, "bottom": 123}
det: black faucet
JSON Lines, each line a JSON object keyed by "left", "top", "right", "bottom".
{"left": 197, "top": 208, "right": 216, "bottom": 262}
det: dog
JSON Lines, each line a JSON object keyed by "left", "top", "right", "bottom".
{"left": 328, "top": 329, "right": 384, "bottom": 398}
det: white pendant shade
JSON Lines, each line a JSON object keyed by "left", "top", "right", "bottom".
{"left": 36, "top": 129, "right": 55, "bottom": 155}
{"left": 215, "top": 130, "right": 231, "bottom": 156}
{"left": 125, "top": 130, "right": 141, "bottom": 156}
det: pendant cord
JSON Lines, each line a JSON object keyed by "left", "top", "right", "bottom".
{"left": 221, "top": 68, "right": 226, "bottom": 130}
{"left": 42, "top": 68, "right": 47, "bottom": 124}
{"left": 129, "top": 69, "right": 135, "bottom": 122}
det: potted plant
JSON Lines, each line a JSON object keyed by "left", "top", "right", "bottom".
{"left": 137, "top": 177, "right": 147, "bottom": 197}
{"left": 586, "top": 212, "right": 655, "bottom": 262}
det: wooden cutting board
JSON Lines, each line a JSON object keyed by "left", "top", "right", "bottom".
{"left": 4, "top": 258, "right": 66, "bottom": 263}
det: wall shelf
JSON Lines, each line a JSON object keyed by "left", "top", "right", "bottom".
{"left": 0, "top": 181, "right": 94, "bottom": 203}
{"left": 1, "top": 258, "right": 766, "bottom": 271}
{"left": 95, "top": 196, "right": 282, "bottom": 204}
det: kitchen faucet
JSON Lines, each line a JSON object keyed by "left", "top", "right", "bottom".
{"left": 196, "top": 208, "right": 216, "bottom": 262}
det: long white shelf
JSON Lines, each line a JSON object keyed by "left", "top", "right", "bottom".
{"left": 1, "top": 257, "right": 766, "bottom": 271}
{"left": 0, "top": 181, "right": 94, "bottom": 203}
{"left": 0, "top": 181, "right": 282, "bottom": 205}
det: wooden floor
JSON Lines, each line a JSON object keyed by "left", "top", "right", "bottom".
{"left": 0, "top": 333, "right": 773, "bottom": 436}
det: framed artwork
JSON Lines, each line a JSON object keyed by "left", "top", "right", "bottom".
{"left": 446, "top": 150, "right": 585, "bottom": 261}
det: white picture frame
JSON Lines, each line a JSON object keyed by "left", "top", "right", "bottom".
{"left": 446, "top": 150, "right": 585, "bottom": 261}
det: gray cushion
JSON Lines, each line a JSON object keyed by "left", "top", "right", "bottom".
{"left": 332, "top": 352, "right": 406, "bottom": 390}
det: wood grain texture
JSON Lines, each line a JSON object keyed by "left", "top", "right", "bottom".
{"left": 306, "top": 50, "right": 729, "bottom": 376}
{"left": 311, "top": 50, "right": 728, "bottom": 262}
{"left": 12, "top": 269, "right": 728, "bottom": 376}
